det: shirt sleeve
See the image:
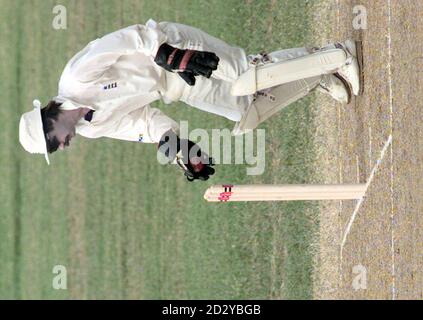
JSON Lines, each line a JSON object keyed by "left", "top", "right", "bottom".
{"left": 103, "top": 105, "right": 179, "bottom": 143}
{"left": 70, "top": 19, "right": 167, "bottom": 82}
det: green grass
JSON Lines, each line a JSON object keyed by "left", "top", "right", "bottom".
{"left": 0, "top": 0, "right": 319, "bottom": 299}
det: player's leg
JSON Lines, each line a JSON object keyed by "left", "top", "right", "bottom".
{"left": 161, "top": 51, "right": 349, "bottom": 133}
{"left": 335, "top": 40, "right": 362, "bottom": 95}
{"left": 231, "top": 45, "right": 357, "bottom": 135}
{"left": 158, "top": 21, "right": 361, "bottom": 98}
{"left": 173, "top": 72, "right": 348, "bottom": 136}
{"left": 232, "top": 41, "right": 361, "bottom": 97}
{"left": 318, "top": 74, "right": 351, "bottom": 104}
{"left": 158, "top": 22, "right": 357, "bottom": 103}
{"left": 232, "top": 75, "right": 321, "bottom": 135}
{"left": 157, "top": 22, "right": 359, "bottom": 133}
{"left": 178, "top": 74, "right": 252, "bottom": 122}
{"left": 308, "top": 41, "right": 362, "bottom": 96}
{"left": 160, "top": 63, "right": 251, "bottom": 122}
{"left": 248, "top": 47, "right": 351, "bottom": 103}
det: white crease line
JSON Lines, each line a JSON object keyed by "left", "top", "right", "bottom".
{"left": 356, "top": 155, "right": 360, "bottom": 184}
{"left": 387, "top": 0, "right": 396, "bottom": 300}
{"left": 336, "top": 0, "right": 343, "bottom": 284}
{"left": 369, "top": 127, "right": 372, "bottom": 172}
{"left": 340, "top": 134, "right": 392, "bottom": 258}
{"left": 336, "top": 0, "right": 340, "bottom": 28}
{"left": 337, "top": 94, "right": 344, "bottom": 281}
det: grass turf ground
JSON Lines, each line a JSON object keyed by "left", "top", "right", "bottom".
{"left": 0, "top": 0, "right": 320, "bottom": 299}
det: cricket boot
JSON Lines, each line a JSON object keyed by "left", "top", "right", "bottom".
{"left": 335, "top": 40, "right": 363, "bottom": 96}
{"left": 317, "top": 74, "right": 351, "bottom": 104}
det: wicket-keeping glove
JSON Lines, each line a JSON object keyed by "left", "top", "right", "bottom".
{"left": 157, "top": 130, "right": 215, "bottom": 182}
{"left": 154, "top": 43, "right": 219, "bottom": 86}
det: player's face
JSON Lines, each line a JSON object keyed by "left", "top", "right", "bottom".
{"left": 46, "top": 113, "right": 77, "bottom": 152}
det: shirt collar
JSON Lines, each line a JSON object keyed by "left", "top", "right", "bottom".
{"left": 54, "top": 97, "right": 94, "bottom": 111}
{"left": 84, "top": 110, "right": 95, "bottom": 122}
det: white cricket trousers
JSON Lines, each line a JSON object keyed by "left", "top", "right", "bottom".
{"left": 158, "top": 22, "right": 332, "bottom": 122}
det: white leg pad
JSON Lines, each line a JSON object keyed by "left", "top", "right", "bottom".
{"left": 232, "top": 76, "right": 321, "bottom": 135}
{"left": 231, "top": 49, "right": 347, "bottom": 96}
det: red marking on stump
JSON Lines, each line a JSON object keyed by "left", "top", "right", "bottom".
{"left": 218, "top": 191, "right": 233, "bottom": 202}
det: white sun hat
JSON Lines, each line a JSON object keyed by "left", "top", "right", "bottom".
{"left": 19, "top": 99, "right": 50, "bottom": 165}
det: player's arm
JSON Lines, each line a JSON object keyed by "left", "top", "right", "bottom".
{"left": 69, "top": 19, "right": 219, "bottom": 85}
{"left": 102, "top": 105, "right": 179, "bottom": 143}
{"left": 102, "top": 106, "right": 215, "bottom": 182}
{"left": 70, "top": 20, "right": 168, "bottom": 82}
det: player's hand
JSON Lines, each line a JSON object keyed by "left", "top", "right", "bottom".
{"left": 154, "top": 43, "right": 219, "bottom": 86}
{"left": 157, "top": 130, "right": 215, "bottom": 182}
{"left": 180, "top": 139, "right": 215, "bottom": 182}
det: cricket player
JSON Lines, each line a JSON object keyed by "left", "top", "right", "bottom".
{"left": 19, "top": 19, "right": 361, "bottom": 181}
